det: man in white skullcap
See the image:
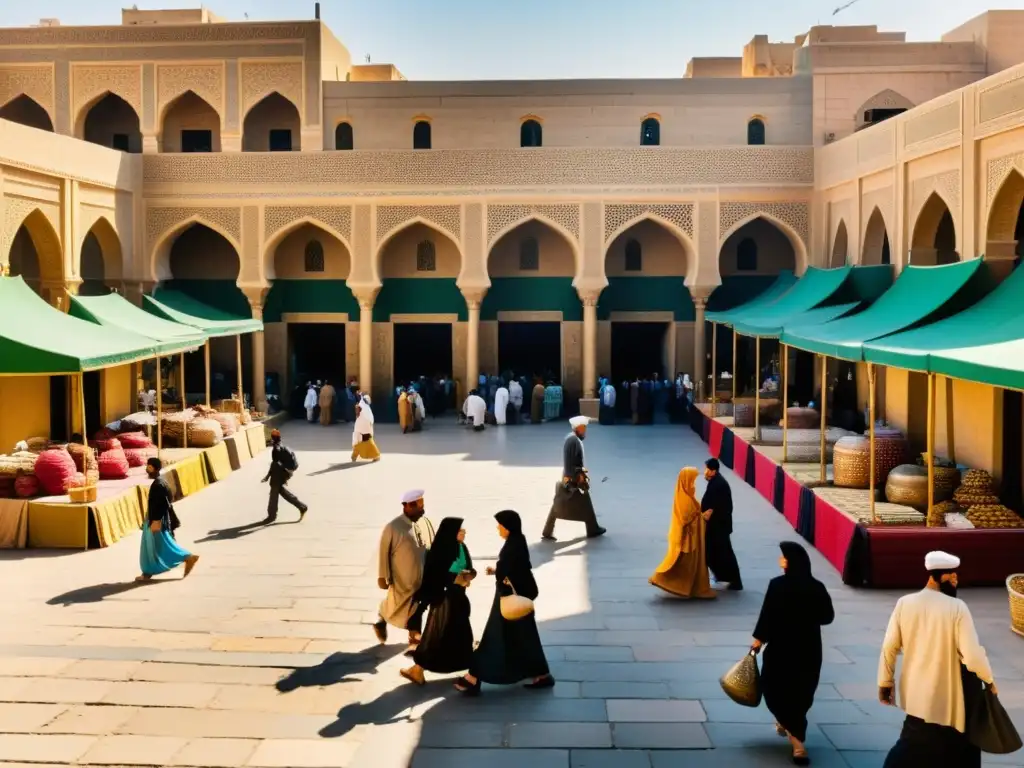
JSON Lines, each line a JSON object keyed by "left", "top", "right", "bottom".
{"left": 374, "top": 489, "right": 435, "bottom": 650}
{"left": 878, "top": 550, "right": 995, "bottom": 767}
{"left": 542, "top": 415, "right": 606, "bottom": 540}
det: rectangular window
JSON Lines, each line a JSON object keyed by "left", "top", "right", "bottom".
{"left": 180, "top": 129, "right": 212, "bottom": 153}
{"left": 269, "top": 129, "right": 293, "bottom": 152}
{"left": 111, "top": 133, "right": 130, "bottom": 152}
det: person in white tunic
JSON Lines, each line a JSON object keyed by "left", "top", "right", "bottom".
{"left": 303, "top": 382, "right": 317, "bottom": 422}
{"left": 463, "top": 390, "right": 487, "bottom": 431}
{"left": 509, "top": 379, "right": 524, "bottom": 415}
{"left": 374, "top": 489, "right": 436, "bottom": 649}
{"left": 878, "top": 550, "right": 995, "bottom": 767}
{"left": 494, "top": 384, "right": 510, "bottom": 426}
{"left": 351, "top": 395, "right": 381, "bottom": 461}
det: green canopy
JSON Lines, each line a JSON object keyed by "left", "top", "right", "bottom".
{"left": 782, "top": 260, "right": 990, "bottom": 361}
{"left": 143, "top": 291, "right": 263, "bottom": 338}
{"left": 705, "top": 270, "right": 797, "bottom": 324}
{"left": 70, "top": 293, "right": 207, "bottom": 357}
{"left": 864, "top": 265, "right": 1024, "bottom": 388}
{"left": 0, "top": 276, "right": 158, "bottom": 375}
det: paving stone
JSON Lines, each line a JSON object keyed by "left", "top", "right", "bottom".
{"left": 581, "top": 682, "right": 669, "bottom": 699}
{"left": 703, "top": 722, "right": 833, "bottom": 750}
{"left": 507, "top": 722, "right": 612, "bottom": 748}
{"left": 416, "top": 722, "right": 505, "bottom": 748}
{"left": 103, "top": 681, "right": 221, "bottom": 709}
{"left": 838, "top": 753, "right": 888, "bottom": 768}
{"left": 611, "top": 723, "right": 711, "bottom": 749}
{"left": 3, "top": 677, "right": 113, "bottom": 704}
{"left": 569, "top": 749, "right": 652, "bottom": 768}
{"left": 560, "top": 646, "right": 635, "bottom": 662}
{"left": 411, "top": 749, "right": 570, "bottom": 768}
{"left": 0, "top": 734, "right": 95, "bottom": 763}
{"left": 818, "top": 723, "right": 902, "bottom": 751}
{"left": 0, "top": 656, "right": 74, "bottom": 677}
{"left": 171, "top": 738, "right": 260, "bottom": 767}
{"left": 44, "top": 705, "right": 140, "bottom": 735}
{"left": 118, "top": 708, "right": 337, "bottom": 739}
{"left": 130, "top": 662, "right": 286, "bottom": 686}
{"left": 64, "top": 660, "right": 145, "bottom": 681}
{"left": 649, "top": 747, "right": 850, "bottom": 767}
{"left": 0, "top": 702, "right": 66, "bottom": 732}
{"left": 211, "top": 637, "right": 312, "bottom": 654}
{"left": 245, "top": 738, "right": 359, "bottom": 767}
{"left": 79, "top": 735, "right": 189, "bottom": 765}
{"left": 606, "top": 699, "right": 706, "bottom": 722}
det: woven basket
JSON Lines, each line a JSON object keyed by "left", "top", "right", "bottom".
{"left": 873, "top": 427, "right": 910, "bottom": 485}
{"left": 1007, "top": 575, "right": 1024, "bottom": 637}
{"left": 69, "top": 485, "right": 98, "bottom": 503}
{"left": 833, "top": 436, "right": 871, "bottom": 489}
{"left": 886, "top": 465, "right": 930, "bottom": 510}
{"left": 787, "top": 407, "right": 819, "bottom": 430}
{"left": 733, "top": 398, "right": 755, "bottom": 428}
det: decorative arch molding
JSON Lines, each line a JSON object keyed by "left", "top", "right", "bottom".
{"left": 603, "top": 203, "right": 694, "bottom": 245}
{"left": 262, "top": 213, "right": 353, "bottom": 281}
{"left": 156, "top": 64, "right": 224, "bottom": 128}
{"left": 376, "top": 205, "right": 462, "bottom": 249}
{"left": 861, "top": 188, "right": 895, "bottom": 249}
{"left": 854, "top": 89, "right": 914, "bottom": 127}
{"left": 987, "top": 151, "right": 1024, "bottom": 207}
{"left": 831, "top": 219, "right": 849, "bottom": 268}
{"left": 987, "top": 168, "right": 1024, "bottom": 243}
{"left": 910, "top": 170, "right": 960, "bottom": 224}
{"left": 486, "top": 204, "right": 581, "bottom": 248}
{"left": 147, "top": 210, "right": 242, "bottom": 283}
{"left": 264, "top": 205, "right": 352, "bottom": 248}
{"left": 239, "top": 61, "right": 303, "bottom": 120}
{"left": 79, "top": 214, "right": 124, "bottom": 283}
{"left": 0, "top": 66, "right": 55, "bottom": 122}
{"left": 2, "top": 202, "right": 64, "bottom": 282}
{"left": 373, "top": 217, "right": 464, "bottom": 280}
{"left": 718, "top": 203, "right": 809, "bottom": 274}
{"left": 71, "top": 64, "right": 142, "bottom": 135}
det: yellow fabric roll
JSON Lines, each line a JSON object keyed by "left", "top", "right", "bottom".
{"left": 204, "top": 441, "right": 233, "bottom": 483}
{"left": 28, "top": 502, "right": 90, "bottom": 549}
{"left": 172, "top": 455, "right": 209, "bottom": 498}
{"left": 91, "top": 489, "right": 145, "bottom": 548}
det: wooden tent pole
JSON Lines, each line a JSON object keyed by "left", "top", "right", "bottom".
{"left": 820, "top": 355, "right": 827, "bottom": 483}
{"left": 156, "top": 357, "right": 163, "bottom": 458}
{"left": 927, "top": 373, "right": 936, "bottom": 522}
{"left": 79, "top": 373, "right": 87, "bottom": 447}
{"left": 754, "top": 336, "right": 761, "bottom": 441}
{"left": 869, "top": 363, "right": 877, "bottom": 524}
{"left": 731, "top": 331, "right": 737, "bottom": 404}
{"left": 782, "top": 344, "right": 789, "bottom": 463}
{"left": 180, "top": 353, "right": 188, "bottom": 449}
{"left": 711, "top": 322, "right": 718, "bottom": 411}
{"left": 204, "top": 341, "right": 211, "bottom": 407}
{"left": 236, "top": 335, "right": 243, "bottom": 409}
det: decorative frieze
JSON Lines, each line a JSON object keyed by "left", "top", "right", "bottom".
{"left": 718, "top": 201, "right": 809, "bottom": 247}
{"left": 264, "top": 205, "right": 353, "bottom": 245}
{"left": 603, "top": 203, "right": 694, "bottom": 243}
{"left": 376, "top": 205, "right": 461, "bottom": 246}
{"left": 156, "top": 64, "right": 223, "bottom": 122}
{"left": 240, "top": 61, "right": 303, "bottom": 118}
{"left": 71, "top": 65, "right": 143, "bottom": 128}
{"left": 145, "top": 206, "right": 241, "bottom": 249}
{"left": 910, "top": 170, "right": 960, "bottom": 219}
{"left": 486, "top": 204, "right": 580, "bottom": 247}
{"left": 0, "top": 66, "right": 54, "bottom": 118}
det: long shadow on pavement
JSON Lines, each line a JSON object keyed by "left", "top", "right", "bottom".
{"left": 277, "top": 645, "right": 408, "bottom": 692}
{"left": 196, "top": 519, "right": 300, "bottom": 543}
{"left": 47, "top": 579, "right": 158, "bottom": 606}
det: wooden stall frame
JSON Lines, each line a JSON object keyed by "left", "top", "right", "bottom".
{"left": 236, "top": 335, "right": 243, "bottom": 410}
{"left": 731, "top": 331, "right": 737, "bottom": 405}
{"left": 180, "top": 353, "right": 188, "bottom": 450}
{"left": 782, "top": 344, "right": 789, "bottom": 463}
{"left": 711, "top": 322, "right": 717, "bottom": 410}
{"left": 754, "top": 336, "right": 761, "bottom": 441}
{"left": 156, "top": 356, "right": 163, "bottom": 457}
{"left": 204, "top": 341, "right": 211, "bottom": 407}
{"left": 868, "top": 362, "right": 878, "bottom": 524}
{"left": 819, "top": 354, "right": 827, "bottom": 483}
{"left": 927, "top": 372, "right": 936, "bottom": 521}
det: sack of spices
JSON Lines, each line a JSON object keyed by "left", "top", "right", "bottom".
{"left": 98, "top": 449, "right": 130, "bottom": 480}
{"left": 34, "top": 448, "right": 78, "bottom": 495}
{"left": 124, "top": 446, "right": 156, "bottom": 468}
{"left": 118, "top": 432, "right": 152, "bottom": 450}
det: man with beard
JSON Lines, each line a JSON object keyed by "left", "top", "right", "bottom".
{"left": 374, "top": 489, "right": 436, "bottom": 652}
{"left": 879, "top": 551, "right": 995, "bottom": 768}
{"left": 542, "top": 416, "right": 606, "bottom": 541}
{"left": 701, "top": 458, "right": 743, "bottom": 590}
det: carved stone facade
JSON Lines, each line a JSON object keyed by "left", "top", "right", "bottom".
{"left": 603, "top": 203, "right": 694, "bottom": 244}
{"left": 156, "top": 64, "right": 224, "bottom": 125}
{"left": 240, "top": 61, "right": 303, "bottom": 119}
{"left": 375, "top": 205, "right": 462, "bottom": 248}
{"left": 71, "top": 64, "right": 143, "bottom": 131}
{"left": 264, "top": 205, "right": 353, "bottom": 247}
{"left": 0, "top": 66, "right": 54, "bottom": 119}
{"left": 487, "top": 204, "right": 581, "bottom": 247}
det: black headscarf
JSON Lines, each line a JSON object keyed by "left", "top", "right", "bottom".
{"left": 495, "top": 509, "right": 531, "bottom": 568}
{"left": 780, "top": 541, "right": 813, "bottom": 582}
{"left": 416, "top": 516, "right": 465, "bottom": 606}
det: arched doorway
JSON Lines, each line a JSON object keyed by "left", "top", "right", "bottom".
{"left": 986, "top": 169, "right": 1024, "bottom": 268}
{"left": 78, "top": 218, "right": 123, "bottom": 296}
{"left": 243, "top": 92, "right": 301, "bottom": 152}
{"left": 911, "top": 193, "right": 959, "bottom": 265}
{"left": 862, "top": 207, "right": 891, "bottom": 265}
{"left": 160, "top": 91, "right": 221, "bottom": 153}
{"left": 7, "top": 209, "right": 63, "bottom": 300}
{"left": 601, "top": 219, "right": 691, "bottom": 413}
{"left": 376, "top": 222, "right": 463, "bottom": 411}
{"left": 485, "top": 219, "right": 577, "bottom": 390}
{"left": 715, "top": 217, "right": 798, "bottom": 406}
{"left": 264, "top": 222, "right": 357, "bottom": 414}
{"left": 830, "top": 220, "right": 848, "bottom": 268}
{"left": 0, "top": 95, "right": 53, "bottom": 132}
{"left": 79, "top": 93, "right": 141, "bottom": 152}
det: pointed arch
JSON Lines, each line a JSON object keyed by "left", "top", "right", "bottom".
{"left": 375, "top": 218, "right": 463, "bottom": 282}
{"left": 830, "top": 219, "right": 849, "bottom": 268}
{"left": 718, "top": 211, "right": 807, "bottom": 276}
{"left": 855, "top": 89, "right": 914, "bottom": 130}
{"left": 987, "top": 168, "right": 1024, "bottom": 244}
{"left": 488, "top": 217, "right": 578, "bottom": 279}
{"left": 604, "top": 212, "right": 696, "bottom": 284}
{"left": 74, "top": 91, "right": 142, "bottom": 151}
{"left": 862, "top": 206, "right": 892, "bottom": 266}
{"left": 605, "top": 216, "right": 694, "bottom": 284}
{"left": 487, "top": 213, "right": 581, "bottom": 279}
{"left": 0, "top": 94, "right": 54, "bottom": 132}
{"left": 263, "top": 217, "right": 352, "bottom": 281}
{"left": 159, "top": 90, "right": 221, "bottom": 153}
{"left": 6, "top": 207, "right": 64, "bottom": 285}
{"left": 79, "top": 215, "right": 124, "bottom": 291}
{"left": 242, "top": 91, "right": 301, "bottom": 152}
{"left": 150, "top": 215, "right": 241, "bottom": 283}
{"left": 911, "top": 191, "right": 959, "bottom": 264}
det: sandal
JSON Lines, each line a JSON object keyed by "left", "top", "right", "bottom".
{"left": 775, "top": 723, "right": 787, "bottom": 737}
{"left": 399, "top": 667, "right": 425, "bottom": 686}
{"left": 792, "top": 747, "right": 810, "bottom": 766}
{"left": 523, "top": 675, "right": 555, "bottom": 690}
{"left": 453, "top": 676, "right": 481, "bottom": 696}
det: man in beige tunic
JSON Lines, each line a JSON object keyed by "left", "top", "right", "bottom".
{"left": 318, "top": 380, "right": 336, "bottom": 426}
{"left": 374, "top": 489, "right": 434, "bottom": 649}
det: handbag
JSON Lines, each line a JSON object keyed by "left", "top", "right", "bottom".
{"left": 720, "top": 649, "right": 762, "bottom": 707}
{"left": 966, "top": 681, "right": 1022, "bottom": 754}
{"left": 499, "top": 577, "right": 535, "bottom": 621}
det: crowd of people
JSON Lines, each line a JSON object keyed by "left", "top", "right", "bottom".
{"left": 598, "top": 373, "right": 695, "bottom": 425}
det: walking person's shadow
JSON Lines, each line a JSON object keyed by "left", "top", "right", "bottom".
{"left": 275, "top": 645, "right": 407, "bottom": 692}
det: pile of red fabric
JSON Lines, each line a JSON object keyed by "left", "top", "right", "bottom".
{"left": 118, "top": 432, "right": 152, "bottom": 450}
{"left": 123, "top": 446, "right": 157, "bottom": 468}
{"left": 90, "top": 437, "right": 123, "bottom": 454}
{"left": 97, "top": 449, "right": 130, "bottom": 480}
{"left": 15, "top": 474, "right": 40, "bottom": 498}
{"left": 34, "top": 448, "right": 79, "bottom": 495}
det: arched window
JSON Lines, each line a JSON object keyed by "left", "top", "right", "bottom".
{"left": 519, "top": 237, "right": 539, "bottom": 271}
{"left": 520, "top": 119, "right": 542, "bottom": 148}
{"left": 624, "top": 239, "right": 642, "bottom": 272}
{"left": 737, "top": 238, "right": 758, "bottom": 271}
{"left": 304, "top": 240, "right": 325, "bottom": 273}
{"left": 416, "top": 240, "right": 436, "bottom": 271}
{"left": 335, "top": 122, "right": 353, "bottom": 150}
{"left": 640, "top": 117, "right": 660, "bottom": 146}
{"left": 413, "top": 120, "right": 431, "bottom": 150}
{"left": 747, "top": 118, "right": 766, "bottom": 146}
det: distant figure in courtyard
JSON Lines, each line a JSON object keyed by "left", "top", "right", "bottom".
{"left": 455, "top": 510, "right": 553, "bottom": 695}
{"left": 374, "top": 489, "right": 435, "bottom": 651}
{"left": 702, "top": 458, "right": 743, "bottom": 590}
{"left": 398, "top": 388, "right": 411, "bottom": 433}
{"left": 630, "top": 379, "right": 640, "bottom": 424}
{"left": 531, "top": 380, "right": 545, "bottom": 423}
{"left": 318, "top": 380, "right": 335, "bottom": 426}
{"left": 509, "top": 377, "right": 524, "bottom": 420}
{"left": 344, "top": 382, "right": 358, "bottom": 423}
{"left": 138, "top": 457, "right": 199, "bottom": 582}
{"left": 543, "top": 416, "right": 606, "bottom": 541}
{"left": 649, "top": 467, "right": 715, "bottom": 599}
{"left": 261, "top": 429, "right": 307, "bottom": 524}
{"left": 463, "top": 389, "right": 487, "bottom": 431}
{"left": 879, "top": 551, "right": 995, "bottom": 768}
{"left": 494, "top": 382, "right": 510, "bottom": 426}
{"left": 410, "top": 387, "right": 426, "bottom": 431}
{"left": 599, "top": 378, "right": 616, "bottom": 425}
{"left": 400, "top": 516, "right": 476, "bottom": 685}
{"left": 351, "top": 395, "right": 381, "bottom": 462}
{"left": 683, "top": 373, "right": 694, "bottom": 409}
{"left": 544, "top": 380, "right": 563, "bottom": 421}
{"left": 303, "top": 382, "right": 317, "bottom": 422}
{"left": 751, "top": 541, "right": 834, "bottom": 766}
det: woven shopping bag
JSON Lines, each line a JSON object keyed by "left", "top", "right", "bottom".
{"left": 720, "top": 649, "right": 762, "bottom": 707}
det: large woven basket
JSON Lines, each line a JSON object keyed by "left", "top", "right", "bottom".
{"left": 1007, "top": 575, "right": 1024, "bottom": 637}
{"left": 833, "top": 436, "right": 871, "bottom": 489}
{"left": 733, "top": 398, "right": 755, "bottom": 428}
{"left": 787, "top": 407, "right": 819, "bottom": 430}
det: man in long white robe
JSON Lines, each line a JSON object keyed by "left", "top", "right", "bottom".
{"left": 303, "top": 383, "right": 317, "bottom": 422}
{"left": 463, "top": 390, "right": 487, "bottom": 431}
{"left": 509, "top": 379, "right": 524, "bottom": 413}
{"left": 351, "top": 395, "right": 381, "bottom": 461}
{"left": 494, "top": 384, "right": 510, "bottom": 425}
{"left": 374, "top": 489, "right": 435, "bottom": 648}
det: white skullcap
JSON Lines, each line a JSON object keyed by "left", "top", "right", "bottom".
{"left": 569, "top": 416, "right": 589, "bottom": 429}
{"left": 402, "top": 489, "right": 424, "bottom": 504}
{"left": 925, "top": 551, "right": 960, "bottom": 571}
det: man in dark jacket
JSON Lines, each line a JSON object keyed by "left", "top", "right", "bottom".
{"left": 702, "top": 458, "right": 743, "bottom": 590}
{"left": 542, "top": 416, "right": 606, "bottom": 541}
{"left": 262, "top": 429, "right": 307, "bottom": 524}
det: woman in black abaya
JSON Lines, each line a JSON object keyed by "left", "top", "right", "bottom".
{"left": 454, "top": 510, "right": 553, "bottom": 695}
{"left": 400, "top": 517, "right": 475, "bottom": 685}
{"left": 751, "top": 541, "right": 835, "bottom": 766}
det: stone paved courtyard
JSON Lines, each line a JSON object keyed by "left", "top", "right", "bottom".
{"left": 1, "top": 419, "right": 1023, "bottom": 767}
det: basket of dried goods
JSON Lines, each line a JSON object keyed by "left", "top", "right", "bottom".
{"left": 885, "top": 465, "right": 929, "bottom": 511}
{"left": 118, "top": 432, "right": 152, "bottom": 450}
{"left": 0, "top": 451, "right": 37, "bottom": 477}
{"left": 211, "top": 412, "right": 239, "bottom": 437}
{"left": 159, "top": 411, "right": 193, "bottom": 445}
{"left": 187, "top": 418, "right": 224, "bottom": 448}
{"left": 66, "top": 443, "right": 98, "bottom": 474}
{"left": 928, "top": 499, "right": 961, "bottom": 528}
{"left": 34, "top": 447, "right": 78, "bottom": 496}
{"left": 68, "top": 485, "right": 98, "bottom": 503}
{"left": 98, "top": 449, "right": 130, "bottom": 480}
{"left": 871, "top": 426, "right": 910, "bottom": 485}
{"left": 124, "top": 446, "right": 157, "bottom": 468}
{"left": 954, "top": 469, "right": 1000, "bottom": 507}
{"left": 90, "top": 438, "right": 122, "bottom": 454}
{"left": 732, "top": 398, "right": 755, "bottom": 428}
{"left": 786, "top": 407, "right": 819, "bottom": 430}
{"left": 1007, "top": 574, "right": 1024, "bottom": 637}
{"left": 966, "top": 504, "right": 1024, "bottom": 529}
{"left": 240, "top": 410, "right": 253, "bottom": 425}
{"left": 14, "top": 473, "right": 39, "bottom": 498}
{"left": 833, "top": 435, "right": 871, "bottom": 489}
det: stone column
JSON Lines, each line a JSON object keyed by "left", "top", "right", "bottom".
{"left": 243, "top": 286, "right": 270, "bottom": 412}
{"left": 351, "top": 287, "right": 380, "bottom": 394}
{"left": 693, "top": 296, "right": 708, "bottom": 401}
{"left": 578, "top": 290, "right": 601, "bottom": 419}
{"left": 461, "top": 288, "right": 487, "bottom": 390}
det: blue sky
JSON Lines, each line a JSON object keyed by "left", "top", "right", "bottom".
{"left": 2, "top": 0, "right": 1023, "bottom": 79}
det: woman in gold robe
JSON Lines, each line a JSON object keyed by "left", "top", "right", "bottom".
{"left": 649, "top": 467, "right": 716, "bottom": 599}
{"left": 530, "top": 381, "right": 545, "bottom": 424}
{"left": 398, "top": 390, "right": 411, "bottom": 433}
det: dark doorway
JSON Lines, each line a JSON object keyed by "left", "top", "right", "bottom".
{"left": 289, "top": 323, "right": 346, "bottom": 385}
{"left": 1003, "top": 389, "right": 1023, "bottom": 513}
{"left": 792, "top": 349, "right": 814, "bottom": 406}
{"left": 498, "top": 322, "right": 561, "bottom": 381}
{"left": 50, "top": 377, "right": 68, "bottom": 441}
{"left": 84, "top": 371, "right": 102, "bottom": 437}
{"left": 612, "top": 322, "right": 668, "bottom": 383}
{"left": 394, "top": 323, "right": 452, "bottom": 386}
